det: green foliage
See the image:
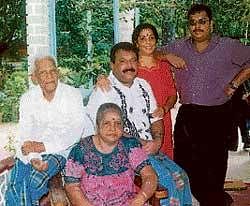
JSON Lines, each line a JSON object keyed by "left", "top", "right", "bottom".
{"left": 205, "top": 0, "right": 249, "bottom": 37}
{"left": 135, "top": 0, "right": 192, "bottom": 43}
{"left": 0, "top": 0, "right": 26, "bottom": 58}
{"left": 4, "top": 135, "right": 16, "bottom": 155}
{"left": 0, "top": 61, "right": 15, "bottom": 89}
{"left": 56, "top": 0, "right": 113, "bottom": 87}
{"left": 0, "top": 70, "right": 28, "bottom": 122}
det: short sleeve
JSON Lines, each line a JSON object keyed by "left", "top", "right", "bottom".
{"left": 64, "top": 142, "right": 85, "bottom": 184}
{"left": 160, "top": 61, "right": 176, "bottom": 97}
{"left": 230, "top": 39, "right": 250, "bottom": 70}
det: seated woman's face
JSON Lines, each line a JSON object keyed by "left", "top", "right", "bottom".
{"left": 98, "top": 110, "right": 123, "bottom": 145}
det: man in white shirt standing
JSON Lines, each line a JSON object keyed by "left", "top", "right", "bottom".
{"left": 5, "top": 55, "right": 87, "bottom": 206}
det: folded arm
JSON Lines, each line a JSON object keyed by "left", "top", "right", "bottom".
{"left": 225, "top": 67, "right": 250, "bottom": 96}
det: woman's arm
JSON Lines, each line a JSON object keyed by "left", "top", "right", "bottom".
{"left": 65, "top": 183, "right": 93, "bottom": 206}
{"left": 130, "top": 165, "right": 157, "bottom": 206}
{"left": 153, "top": 95, "right": 177, "bottom": 118}
{"left": 163, "top": 95, "right": 177, "bottom": 114}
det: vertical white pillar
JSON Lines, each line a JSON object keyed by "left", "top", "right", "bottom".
{"left": 120, "top": 9, "right": 135, "bottom": 43}
{"left": 113, "top": 0, "right": 120, "bottom": 44}
{"left": 26, "top": 0, "right": 56, "bottom": 76}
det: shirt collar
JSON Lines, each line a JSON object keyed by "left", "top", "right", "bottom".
{"left": 186, "top": 34, "right": 220, "bottom": 53}
{"left": 37, "top": 81, "right": 61, "bottom": 103}
{"left": 109, "top": 72, "right": 138, "bottom": 89}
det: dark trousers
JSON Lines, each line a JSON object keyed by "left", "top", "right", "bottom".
{"left": 174, "top": 102, "right": 232, "bottom": 206}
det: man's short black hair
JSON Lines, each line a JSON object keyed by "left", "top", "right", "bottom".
{"left": 188, "top": 4, "right": 212, "bottom": 21}
{"left": 110, "top": 42, "right": 138, "bottom": 63}
{"left": 132, "top": 23, "right": 159, "bottom": 45}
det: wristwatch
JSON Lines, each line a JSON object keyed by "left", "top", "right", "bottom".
{"left": 229, "top": 82, "right": 238, "bottom": 90}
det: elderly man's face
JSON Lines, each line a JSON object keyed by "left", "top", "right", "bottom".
{"left": 34, "top": 58, "right": 59, "bottom": 96}
{"left": 111, "top": 49, "right": 138, "bottom": 87}
{"left": 188, "top": 11, "right": 212, "bottom": 43}
{"left": 98, "top": 110, "right": 123, "bottom": 145}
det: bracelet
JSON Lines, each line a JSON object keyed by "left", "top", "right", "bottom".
{"left": 229, "top": 82, "right": 238, "bottom": 90}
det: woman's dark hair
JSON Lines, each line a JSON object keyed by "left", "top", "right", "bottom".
{"left": 110, "top": 42, "right": 138, "bottom": 63}
{"left": 188, "top": 4, "right": 212, "bottom": 21}
{"left": 96, "top": 103, "right": 123, "bottom": 129}
{"left": 132, "top": 23, "right": 159, "bottom": 45}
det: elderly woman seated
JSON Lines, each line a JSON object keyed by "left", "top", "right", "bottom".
{"left": 64, "top": 103, "right": 158, "bottom": 206}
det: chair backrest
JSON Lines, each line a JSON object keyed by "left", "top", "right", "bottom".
{"left": 79, "top": 85, "right": 93, "bottom": 106}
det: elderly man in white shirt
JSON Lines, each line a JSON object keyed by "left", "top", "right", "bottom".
{"left": 5, "top": 55, "right": 89, "bottom": 206}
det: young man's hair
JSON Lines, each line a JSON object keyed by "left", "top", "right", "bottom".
{"left": 188, "top": 4, "right": 212, "bottom": 21}
{"left": 110, "top": 42, "right": 138, "bottom": 63}
{"left": 132, "top": 23, "right": 159, "bottom": 45}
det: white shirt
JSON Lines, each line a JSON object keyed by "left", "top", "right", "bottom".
{"left": 86, "top": 73, "right": 160, "bottom": 140}
{"left": 17, "top": 82, "right": 90, "bottom": 163}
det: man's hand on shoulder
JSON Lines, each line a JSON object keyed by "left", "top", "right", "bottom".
{"left": 95, "top": 74, "right": 111, "bottom": 92}
{"left": 154, "top": 50, "right": 187, "bottom": 69}
{"left": 31, "top": 158, "right": 48, "bottom": 171}
{"left": 164, "top": 53, "right": 187, "bottom": 69}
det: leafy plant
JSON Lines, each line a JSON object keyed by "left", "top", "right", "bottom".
{"left": 4, "top": 134, "right": 16, "bottom": 155}
{"left": 0, "top": 70, "right": 28, "bottom": 122}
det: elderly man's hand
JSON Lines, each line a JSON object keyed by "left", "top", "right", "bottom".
{"left": 21, "top": 141, "right": 45, "bottom": 155}
{"left": 31, "top": 158, "right": 48, "bottom": 172}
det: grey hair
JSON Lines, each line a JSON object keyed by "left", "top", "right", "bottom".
{"left": 31, "top": 55, "right": 57, "bottom": 75}
{"left": 96, "top": 103, "right": 123, "bottom": 129}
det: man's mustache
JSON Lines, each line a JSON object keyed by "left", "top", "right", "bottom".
{"left": 193, "top": 29, "right": 203, "bottom": 32}
{"left": 123, "top": 68, "right": 136, "bottom": 73}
